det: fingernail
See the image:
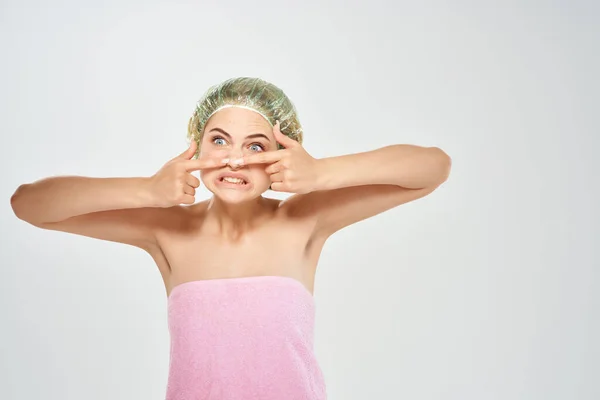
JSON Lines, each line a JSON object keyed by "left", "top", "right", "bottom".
{"left": 221, "top": 158, "right": 230, "bottom": 164}
{"left": 231, "top": 158, "right": 243, "bottom": 166}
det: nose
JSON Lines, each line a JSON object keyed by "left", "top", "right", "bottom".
{"left": 228, "top": 147, "right": 243, "bottom": 159}
{"left": 229, "top": 162, "right": 242, "bottom": 170}
{"left": 227, "top": 149, "right": 244, "bottom": 170}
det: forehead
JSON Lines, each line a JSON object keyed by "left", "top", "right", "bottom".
{"left": 204, "top": 107, "right": 272, "bottom": 136}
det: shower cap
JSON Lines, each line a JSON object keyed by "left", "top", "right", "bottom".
{"left": 187, "top": 77, "right": 304, "bottom": 158}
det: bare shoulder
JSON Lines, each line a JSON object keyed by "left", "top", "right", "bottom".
{"left": 275, "top": 195, "right": 318, "bottom": 225}
{"left": 152, "top": 200, "right": 249, "bottom": 249}
{"left": 153, "top": 201, "right": 209, "bottom": 230}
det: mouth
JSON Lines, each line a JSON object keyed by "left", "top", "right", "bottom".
{"left": 215, "top": 171, "right": 251, "bottom": 189}
{"left": 219, "top": 176, "right": 248, "bottom": 185}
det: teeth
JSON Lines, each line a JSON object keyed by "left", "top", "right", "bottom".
{"left": 222, "top": 176, "right": 245, "bottom": 184}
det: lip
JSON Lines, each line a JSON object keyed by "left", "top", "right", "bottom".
{"left": 215, "top": 170, "right": 252, "bottom": 190}
{"left": 216, "top": 170, "right": 250, "bottom": 182}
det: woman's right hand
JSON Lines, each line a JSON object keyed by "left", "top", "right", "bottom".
{"left": 147, "top": 141, "right": 227, "bottom": 207}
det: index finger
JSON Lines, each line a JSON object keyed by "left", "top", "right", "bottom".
{"left": 241, "top": 151, "right": 283, "bottom": 166}
{"left": 184, "top": 157, "right": 228, "bottom": 171}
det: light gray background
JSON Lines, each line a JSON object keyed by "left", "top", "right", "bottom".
{"left": 1, "top": 0, "right": 598, "bottom": 399}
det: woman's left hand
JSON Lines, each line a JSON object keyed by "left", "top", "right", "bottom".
{"left": 233, "top": 121, "right": 324, "bottom": 193}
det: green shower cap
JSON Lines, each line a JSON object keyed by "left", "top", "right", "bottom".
{"left": 187, "top": 77, "right": 304, "bottom": 158}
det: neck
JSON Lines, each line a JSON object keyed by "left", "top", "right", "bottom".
{"left": 205, "top": 195, "right": 272, "bottom": 238}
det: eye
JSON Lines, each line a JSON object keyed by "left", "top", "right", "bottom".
{"left": 249, "top": 143, "right": 265, "bottom": 152}
{"left": 211, "top": 136, "right": 227, "bottom": 146}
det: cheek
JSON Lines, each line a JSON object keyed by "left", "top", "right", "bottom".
{"left": 248, "top": 166, "right": 271, "bottom": 183}
{"left": 198, "top": 148, "right": 224, "bottom": 179}
{"left": 200, "top": 146, "right": 229, "bottom": 159}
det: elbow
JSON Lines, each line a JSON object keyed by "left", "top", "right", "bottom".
{"left": 10, "top": 184, "right": 39, "bottom": 224}
{"left": 430, "top": 147, "right": 452, "bottom": 185}
{"left": 440, "top": 149, "right": 452, "bottom": 182}
{"left": 10, "top": 184, "right": 27, "bottom": 221}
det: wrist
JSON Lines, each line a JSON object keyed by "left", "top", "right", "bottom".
{"left": 135, "top": 177, "right": 159, "bottom": 208}
{"left": 314, "top": 157, "right": 341, "bottom": 191}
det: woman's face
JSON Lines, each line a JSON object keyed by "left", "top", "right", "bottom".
{"left": 198, "top": 107, "right": 277, "bottom": 204}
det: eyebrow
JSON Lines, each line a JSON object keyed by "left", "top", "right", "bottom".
{"left": 208, "top": 127, "right": 270, "bottom": 141}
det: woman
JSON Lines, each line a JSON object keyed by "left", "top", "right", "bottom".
{"left": 10, "top": 77, "right": 451, "bottom": 399}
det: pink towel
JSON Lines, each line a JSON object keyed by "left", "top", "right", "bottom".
{"left": 165, "top": 275, "right": 327, "bottom": 400}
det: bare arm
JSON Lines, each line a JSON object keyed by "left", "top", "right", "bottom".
{"left": 10, "top": 140, "right": 225, "bottom": 250}
{"left": 283, "top": 144, "right": 451, "bottom": 238}
{"left": 11, "top": 176, "right": 154, "bottom": 224}
{"left": 10, "top": 176, "right": 162, "bottom": 250}
{"left": 236, "top": 123, "right": 451, "bottom": 240}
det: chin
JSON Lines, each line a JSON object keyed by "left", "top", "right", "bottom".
{"left": 213, "top": 190, "right": 261, "bottom": 204}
